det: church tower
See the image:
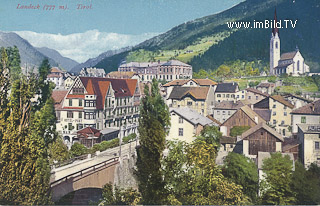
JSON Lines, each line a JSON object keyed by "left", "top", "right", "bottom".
{"left": 270, "top": 8, "right": 280, "bottom": 75}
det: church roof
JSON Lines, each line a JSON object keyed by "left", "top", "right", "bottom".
{"left": 275, "top": 63, "right": 293, "bottom": 69}
{"left": 272, "top": 8, "right": 280, "bottom": 37}
{"left": 280, "top": 51, "right": 297, "bottom": 60}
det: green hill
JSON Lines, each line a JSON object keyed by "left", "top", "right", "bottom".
{"left": 95, "top": 0, "right": 320, "bottom": 73}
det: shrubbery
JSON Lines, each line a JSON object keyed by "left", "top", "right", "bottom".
{"left": 230, "top": 126, "right": 251, "bottom": 137}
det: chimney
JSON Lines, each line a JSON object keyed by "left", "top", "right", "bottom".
{"left": 312, "top": 104, "right": 315, "bottom": 112}
{"left": 254, "top": 115, "right": 259, "bottom": 124}
{"left": 251, "top": 104, "right": 254, "bottom": 110}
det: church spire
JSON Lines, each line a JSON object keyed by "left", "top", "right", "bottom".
{"left": 272, "top": 8, "right": 279, "bottom": 37}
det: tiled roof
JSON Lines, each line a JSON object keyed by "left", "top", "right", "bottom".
{"left": 67, "top": 94, "right": 85, "bottom": 98}
{"left": 283, "top": 138, "right": 299, "bottom": 151}
{"left": 192, "top": 79, "right": 217, "bottom": 86}
{"left": 47, "top": 73, "right": 63, "bottom": 78}
{"left": 162, "top": 79, "right": 216, "bottom": 87}
{"left": 215, "top": 83, "right": 238, "bottom": 93}
{"left": 214, "top": 100, "right": 245, "bottom": 110}
{"left": 284, "top": 94, "right": 313, "bottom": 103}
{"left": 271, "top": 95, "right": 294, "bottom": 109}
{"left": 51, "top": 90, "right": 68, "bottom": 110}
{"left": 171, "top": 107, "right": 215, "bottom": 126}
{"left": 168, "top": 87, "right": 209, "bottom": 100}
{"left": 163, "top": 79, "right": 188, "bottom": 87}
{"left": 275, "top": 63, "right": 293, "bottom": 69}
{"left": 297, "top": 124, "right": 320, "bottom": 134}
{"left": 292, "top": 99, "right": 320, "bottom": 115}
{"left": 107, "top": 71, "right": 137, "bottom": 79}
{"left": 51, "top": 67, "right": 64, "bottom": 73}
{"left": 78, "top": 77, "right": 137, "bottom": 109}
{"left": 240, "top": 105, "right": 266, "bottom": 124}
{"left": 161, "top": 60, "right": 190, "bottom": 67}
{"left": 280, "top": 51, "right": 297, "bottom": 60}
{"left": 241, "top": 122, "right": 284, "bottom": 142}
{"left": 253, "top": 109, "right": 271, "bottom": 122}
{"left": 77, "top": 127, "right": 101, "bottom": 138}
{"left": 246, "top": 88, "right": 269, "bottom": 97}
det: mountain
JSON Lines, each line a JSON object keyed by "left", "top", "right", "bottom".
{"left": 95, "top": 0, "right": 320, "bottom": 73}
{"left": 36, "top": 47, "right": 78, "bottom": 71}
{"left": 0, "top": 31, "right": 58, "bottom": 69}
{"left": 70, "top": 47, "right": 131, "bottom": 74}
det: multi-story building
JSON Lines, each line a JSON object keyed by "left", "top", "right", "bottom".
{"left": 212, "top": 100, "right": 245, "bottom": 124}
{"left": 256, "top": 82, "right": 276, "bottom": 95}
{"left": 297, "top": 124, "right": 320, "bottom": 167}
{"left": 245, "top": 88, "right": 269, "bottom": 105}
{"left": 55, "top": 77, "right": 141, "bottom": 143}
{"left": 47, "top": 67, "right": 65, "bottom": 89}
{"left": 254, "top": 95, "right": 294, "bottom": 137}
{"left": 118, "top": 60, "right": 192, "bottom": 82}
{"left": 215, "top": 82, "right": 239, "bottom": 103}
{"left": 168, "top": 86, "right": 215, "bottom": 116}
{"left": 79, "top": 67, "right": 106, "bottom": 77}
{"left": 167, "top": 107, "right": 216, "bottom": 143}
{"left": 291, "top": 99, "right": 320, "bottom": 135}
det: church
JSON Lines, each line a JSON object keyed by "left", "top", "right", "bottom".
{"left": 270, "top": 10, "right": 309, "bottom": 76}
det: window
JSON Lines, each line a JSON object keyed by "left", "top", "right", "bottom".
{"left": 284, "top": 106, "right": 287, "bottom": 109}
{"left": 217, "top": 111, "right": 220, "bottom": 115}
{"left": 248, "top": 96, "right": 251, "bottom": 99}
{"left": 85, "top": 100, "right": 96, "bottom": 107}
{"left": 179, "top": 128, "right": 183, "bottom": 136}
{"left": 301, "top": 116, "right": 306, "bottom": 123}
{"left": 73, "top": 88, "right": 84, "bottom": 94}
{"left": 223, "top": 111, "right": 226, "bottom": 115}
{"left": 273, "top": 104, "right": 276, "bottom": 108}
{"left": 217, "top": 94, "right": 221, "bottom": 97}
{"left": 77, "top": 124, "right": 83, "bottom": 130}
{"left": 85, "top": 112, "right": 96, "bottom": 119}
{"left": 79, "top": 99, "right": 82, "bottom": 106}
{"left": 273, "top": 112, "right": 276, "bottom": 116}
{"left": 237, "top": 95, "right": 239, "bottom": 98}
{"left": 69, "top": 99, "right": 73, "bottom": 106}
{"left": 68, "top": 123, "right": 73, "bottom": 131}
{"left": 256, "top": 96, "right": 259, "bottom": 100}
{"left": 281, "top": 120, "right": 285, "bottom": 125}
{"left": 315, "top": 142, "right": 320, "bottom": 150}
{"left": 201, "top": 103, "right": 204, "bottom": 106}
{"left": 226, "top": 94, "right": 230, "bottom": 98}
{"left": 242, "top": 95, "right": 244, "bottom": 99}
{"left": 187, "top": 102, "right": 193, "bottom": 106}
{"left": 228, "top": 111, "right": 231, "bottom": 115}
{"left": 67, "top": 111, "right": 73, "bottom": 118}
{"left": 79, "top": 112, "right": 82, "bottom": 118}
{"left": 273, "top": 119, "right": 276, "bottom": 124}
{"left": 179, "top": 117, "right": 183, "bottom": 123}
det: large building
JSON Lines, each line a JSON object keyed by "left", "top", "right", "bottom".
{"left": 118, "top": 60, "right": 192, "bottom": 82}
{"left": 270, "top": 10, "right": 309, "bottom": 76}
{"left": 54, "top": 77, "right": 141, "bottom": 144}
{"left": 215, "top": 82, "right": 239, "bottom": 103}
{"left": 47, "top": 67, "right": 65, "bottom": 89}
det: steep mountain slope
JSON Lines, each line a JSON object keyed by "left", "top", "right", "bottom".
{"left": 95, "top": 0, "right": 320, "bottom": 73}
{"left": 0, "top": 31, "right": 57, "bottom": 68}
{"left": 36, "top": 47, "right": 78, "bottom": 71}
{"left": 70, "top": 47, "right": 131, "bottom": 74}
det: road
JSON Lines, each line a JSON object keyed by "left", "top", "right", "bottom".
{"left": 51, "top": 141, "right": 138, "bottom": 182}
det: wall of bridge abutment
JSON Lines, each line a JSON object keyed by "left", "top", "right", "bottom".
{"left": 50, "top": 161, "right": 119, "bottom": 202}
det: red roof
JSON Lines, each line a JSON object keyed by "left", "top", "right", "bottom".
{"left": 63, "top": 107, "right": 83, "bottom": 110}
{"left": 67, "top": 94, "right": 85, "bottom": 98}
{"left": 51, "top": 90, "right": 68, "bottom": 110}
{"left": 77, "top": 127, "right": 101, "bottom": 138}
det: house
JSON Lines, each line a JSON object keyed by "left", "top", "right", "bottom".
{"left": 215, "top": 82, "right": 239, "bottom": 103}
{"left": 106, "top": 71, "right": 141, "bottom": 81}
{"left": 212, "top": 100, "right": 245, "bottom": 124}
{"left": 47, "top": 67, "right": 65, "bottom": 89}
{"left": 245, "top": 87, "right": 269, "bottom": 105}
{"left": 240, "top": 122, "right": 284, "bottom": 158}
{"left": 167, "top": 107, "right": 216, "bottom": 143}
{"left": 52, "top": 90, "right": 68, "bottom": 123}
{"left": 162, "top": 78, "right": 217, "bottom": 105}
{"left": 256, "top": 82, "right": 276, "bottom": 95}
{"left": 220, "top": 105, "right": 266, "bottom": 136}
{"left": 297, "top": 124, "right": 320, "bottom": 168}
{"left": 220, "top": 136, "right": 237, "bottom": 152}
{"left": 291, "top": 99, "right": 320, "bottom": 135}
{"left": 79, "top": 67, "right": 106, "bottom": 77}
{"left": 254, "top": 95, "right": 294, "bottom": 137}
{"left": 118, "top": 60, "right": 192, "bottom": 82}
{"left": 56, "top": 77, "right": 141, "bottom": 144}
{"left": 282, "top": 138, "right": 300, "bottom": 161}
{"left": 168, "top": 86, "right": 215, "bottom": 116}
{"left": 76, "top": 127, "right": 101, "bottom": 148}
{"left": 284, "top": 94, "right": 312, "bottom": 109}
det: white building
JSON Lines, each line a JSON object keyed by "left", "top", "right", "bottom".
{"left": 270, "top": 10, "right": 309, "bottom": 76}
{"left": 47, "top": 67, "right": 65, "bottom": 89}
{"left": 79, "top": 67, "right": 106, "bottom": 77}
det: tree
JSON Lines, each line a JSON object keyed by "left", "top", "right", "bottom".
{"left": 136, "top": 78, "right": 170, "bottom": 204}
{"left": 0, "top": 56, "right": 57, "bottom": 204}
{"left": 70, "top": 142, "right": 88, "bottom": 157}
{"left": 222, "top": 152, "right": 259, "bottom": 203}
{"left": 48, "top": 137, "right": 70, "bottom": 164}
{"left": 291, "top": 161, "right": 320, "bottom": 204}
{"left": 99, "top": 183, "right": 141, "bottom": 205}
{"left": 196, "top": 125, "right": 221, "bottom": 150}
{"left": 259, "top": 152, "right": 296, "bottom": 205}
{"left": 7, "top": 46, "right": 21, "bottom": 81}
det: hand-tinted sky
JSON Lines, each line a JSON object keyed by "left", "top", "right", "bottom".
{"left": 0, "top": 0, "right": 242, "bottom": 35}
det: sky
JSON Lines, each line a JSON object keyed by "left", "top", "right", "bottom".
{"left": 0, "top": 0, "right": 243, "bottom": 63}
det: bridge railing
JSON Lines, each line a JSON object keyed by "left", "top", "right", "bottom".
{"left": 50, "top": 153, "right": 99, "bottom": 169}
{"left": 50, "top": 157, "right": 119, "bottom": 187}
